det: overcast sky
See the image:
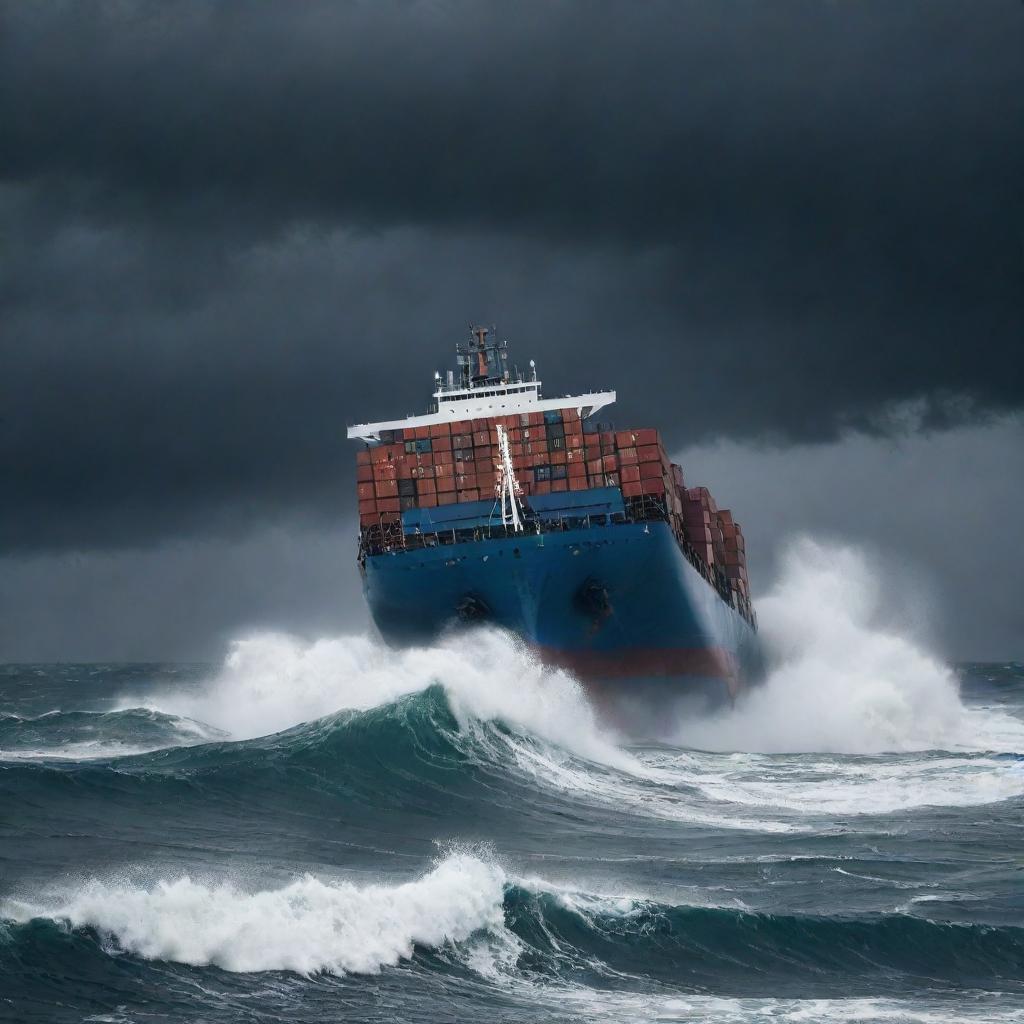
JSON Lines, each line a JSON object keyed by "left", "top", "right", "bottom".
{"left": 2, "top": 1, "right": 1022, "bottom": 661}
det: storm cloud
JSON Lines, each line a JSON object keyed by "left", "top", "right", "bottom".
{"left": 1, "top": 1, "right": 1022, "bottom": 657}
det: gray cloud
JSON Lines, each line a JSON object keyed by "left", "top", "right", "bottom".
{"left": 0, "top": 523, "right": 367, "bottom": 663}
{"left": 1, "top": 2, "right": 1022, "bottom": 657}
{"left": 676, "top": 416, "right": 1024, "bottom": 661}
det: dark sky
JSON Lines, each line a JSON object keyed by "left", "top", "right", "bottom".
{"left": 2, "top": 1, "right": 1022, "bottom": 660}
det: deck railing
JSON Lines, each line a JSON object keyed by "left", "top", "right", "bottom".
{"left": 358, "top": 494, "right": 756, "bottom": 629}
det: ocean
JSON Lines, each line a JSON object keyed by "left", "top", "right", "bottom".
{"left": 2, "top": 549, "right": 1023, "bottom": 1023}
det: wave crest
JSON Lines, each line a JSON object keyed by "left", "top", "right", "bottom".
{"left": 135, "top": 628, "right": 632, "bottom": 768}
{"left": 3, "top": 853, "right": 506, "bottom": 975}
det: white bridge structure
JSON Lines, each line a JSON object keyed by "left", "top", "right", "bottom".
{"left": 346, "top": 326, "right": 615, "bottom": 443}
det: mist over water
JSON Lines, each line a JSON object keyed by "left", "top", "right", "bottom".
{"left": 673, "top": 538, "right": 1021, "bottom": 755}
{"left": 3, "top": 539, "right": 1022, "bottom": 1022}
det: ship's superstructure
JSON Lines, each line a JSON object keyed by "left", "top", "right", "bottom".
{"left": 347, "top": 327, "right": 758, "bottom": 703}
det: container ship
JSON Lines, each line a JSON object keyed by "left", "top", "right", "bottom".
{"left": 347, "top": 327, "right": 760, "bottom": 710}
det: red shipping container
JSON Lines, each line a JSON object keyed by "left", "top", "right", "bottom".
{"left": 436, "top": 476, "right": 456, "bottom": 492}
{"left": 641, "top": 477, "right": 666, "bottom": 495}
{"left": 639, "top": 461, "right": 663, "bottom": 480}
{"left": 615, "top": 431, "right": 637, "bottom": 448}
{"left": 412, "top": 426, "right": 428, "bottom": 440}
{"left": 620, "top": 465, "right": 641, "bottom": 483}
{"left": 357, "top": 482, "right": 374, "bottom": 500}
{"left": 359, "top": 511, "right": 378, "bottom": 527}
{"left": 568, "top": 462, "right": 586, "bottom": 478}
{"left": 602, "top": 454, "right": 619, "bottom": 472}
{"left": 569, "top": 477, "right": 589, "bottom": 491}
{"left": 358, "top": 498, "right": 377, "bottom": 515}
{"left": 586, "top": 458, "right": 604, "bottom": 474}
{"left": 375, "top": 479, "right": 399, "bottom": 498}
{"left": 634, "top": 428, "right": 659, "bottom": 447}
{"left": 550, "top": 450, "right": 567, "bottom": 466}
{"left": 419, "top": 494, "right": 438, "bottom": 508}
{"left": 637, "top": 445, "right": 661, "bottom": 464}
{"left": 418, "top": 453, "right": 434, "bottom": 468}
{"left": 619, "top": 447, "right": 638, "bottom": 465}
{"left": 357, "top": 465, "right": 373, "bottom": 483}
{"left": 691, "top": 542, "right": 714, "bottom": 564}
{"left": 373, "top": 464, "right": 397, "bottom": 482}
{"left": 621, "top": 481, "right": 643, "bottom": 498}
{"left": 417, "top": 479, "right": 436, "bottom": 495}
{"left": 377, "top": 497, "right": 401, "bottom": 513}
{"left": 457, "top": 488, "right": 480, "bottom": 502}
{"left": 551, "top": 479, "right": 568, "bottom": 492}
{"left": 437, "top": 491, "right": 457, "bottom": 505}
{"left": 429, "top": 423, "right": 448, "bottom": 438}
{"left": 356, "top": 450, "right": 371, "bottom": 466}
{"left": 688, "top": 525, "right": 713, "bottom": 543}
{"left": 370, "top": 446, "right": 390, "bottom": 465}
{"left": 529, "top": 412, "right": 544, "bottom": 426}
{"left": 534, "top": 481, "right": 551, "bottom": 495}
{"left": 433, "top": 434, "right": 452, "bottom": 452}
{"left": 565, "top": 432, "right": 584, "bottom": 450}
{"left": 435, "top": 451, "right": 454, "bottom": 466}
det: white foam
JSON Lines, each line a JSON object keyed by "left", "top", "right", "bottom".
{"left": 523, "top": 989, "right": 1023, "bottom": 1024}
{"left": 674, "top": 538, "right": 1024, "bottom": 755}
{"left": 132, "top": 627, "right": 633, "bottom": 769}
{"left": 3, "top": 853, "right": 507, "bottom": 975}
{"left": 640, "top": 748, "right": 1024, "bottom": 816}
{"left": 0, "top": 742, "right": 166, "bottom": 762}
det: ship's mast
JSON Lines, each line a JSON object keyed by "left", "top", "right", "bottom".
{"left": 494, "top": 423, "right": 525, "bottom": 532}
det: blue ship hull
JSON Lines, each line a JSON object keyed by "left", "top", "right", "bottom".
{"left": 363, "top": 518, "right": 761, "bottom": 710}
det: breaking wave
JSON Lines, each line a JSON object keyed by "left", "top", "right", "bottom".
{"left": 675, "top": 538, "right": 1024, "bottom": 755}
{"left": 131, "top": 628, "right": 632, "bottom": 769}
{"left": 5, "top": 855, "right": 1023, "bottom": 996}
{"left": 2, "top": 852, "right": 506, "bottom": 976}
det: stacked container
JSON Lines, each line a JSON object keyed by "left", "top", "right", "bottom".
{"left": 356, "top": 412, "right": 751, "bottom": 611}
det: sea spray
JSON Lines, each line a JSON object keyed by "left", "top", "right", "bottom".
{"left": 3, "top": 853, "right": 508, "bottom": 975}
{"left": 674, "top": 538, "right": 1024, "bottom": 754}
{"left": 136, "top": 628, "right": 633, "bottom": 768}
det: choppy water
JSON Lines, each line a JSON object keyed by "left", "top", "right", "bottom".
{"left": 2, "top": 544, "right": 1023, "bottom": 1023}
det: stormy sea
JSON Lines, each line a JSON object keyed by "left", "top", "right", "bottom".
{"left": 3, "top": 544, "right": 1023, "bottom": 1024}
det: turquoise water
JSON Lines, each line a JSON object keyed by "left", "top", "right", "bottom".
{"left": 1, "top": 639, "right": 1022, "bottom": 1024}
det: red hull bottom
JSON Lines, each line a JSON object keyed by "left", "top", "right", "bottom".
{"left": 535, "top": 645, "right": 742, "bottom": 738}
